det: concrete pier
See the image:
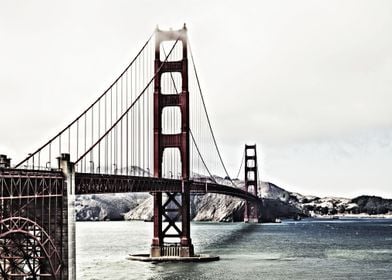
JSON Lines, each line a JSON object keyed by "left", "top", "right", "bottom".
{"left": 128, "top": 254, "right": 219, "bottom": 262}
{"left": 58, "top": 153, "right": 76, "bottom": 280}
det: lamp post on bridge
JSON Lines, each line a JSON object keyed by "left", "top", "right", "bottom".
{"left": 0, "top": 154, "right": 11, "bottom": 168}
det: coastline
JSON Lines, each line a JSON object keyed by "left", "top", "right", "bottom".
{"left": 310, "top": 213, "right": 392, "bottom": 219}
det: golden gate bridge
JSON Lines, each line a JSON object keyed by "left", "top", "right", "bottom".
{"left": 0, "top": 25, "right": 262, "bottom": 279}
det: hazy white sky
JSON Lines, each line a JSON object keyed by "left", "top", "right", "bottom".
{"left": 1, "top": 0, "right": 391, "bottom": 198}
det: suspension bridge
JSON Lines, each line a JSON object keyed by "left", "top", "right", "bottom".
{"left": 0, "top": 25, "right": 263, "bottom": 279}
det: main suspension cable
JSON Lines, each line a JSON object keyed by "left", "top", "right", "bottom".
{"left": 161, "top": 45, "right": 217, "bottom": 183}
{"left": 75, "top": 36, "right": 182, "bottom": 165}
{"left": 190, "top": 130, "right": 217, "bottom": 183}
{"left": 188, "top": 40, "right": 237, "bottom": 187}
{"left": 235, "top": 149, "right": 245, "bottom": 180}
{"left": 15, "top": 32, "right": 155, "bottom": 168}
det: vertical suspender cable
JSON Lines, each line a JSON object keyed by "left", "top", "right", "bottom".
{"left": 74, "top": 37, "right": 181, "bottom": 172}
{"left": 120, "top": 78, "right": 123, "bottom": 174}
{"left": 189, "top": 41, "right": 236, "bottom": 187}
{"left": 98, "top": 99, "right": 101, "bottom": 173}
{"left": 91, "top": 107, "right": 94, "bottom": 172}
{"left": 76, "top": 120, "right": 79, "bottom": 171}
{"left": 126, "top": 71, "right": 129, "bottom": 175}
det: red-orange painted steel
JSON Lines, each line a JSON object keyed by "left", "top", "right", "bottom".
{"left": 152, "top": 26, "right": 194, "bottom": 257}
{"left": 244, "top": 144, "right": 261, "bottom": 222}
{"left": 0, "top": 168, "right": 66, "bottom": 279}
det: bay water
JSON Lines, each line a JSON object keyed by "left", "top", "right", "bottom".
{"left": 76, "top": 219, "right": 392, "bottom": 279}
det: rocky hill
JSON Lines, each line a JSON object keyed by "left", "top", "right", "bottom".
{"left": 75, "top": 181, "right": 392, "bottom": 222}
{"left": 288, "top": 193, "right": 392, "bottom": 216}
{"left": 74, "top": 181, "right": 308, "bottom": 222}
{"left": 75, "top": 193, "right": 149, "bottom": 221}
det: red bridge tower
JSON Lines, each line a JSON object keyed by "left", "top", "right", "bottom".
{"left": 151, "top": 26, "right": 194, "bottom": 257}
{"left": 244, "top": 144, "right": 261, "bottom": 223}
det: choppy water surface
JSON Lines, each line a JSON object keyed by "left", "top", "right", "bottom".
{"left": 76, "top": 219, "right": 392, "bottom": 279}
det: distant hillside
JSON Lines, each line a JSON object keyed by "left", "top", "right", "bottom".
{"left": 75, "top": 180, "right": 392, "bottom": 222}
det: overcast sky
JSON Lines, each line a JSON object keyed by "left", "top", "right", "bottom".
{"left": 1, "top": 0, "right": 391, "bottom": 198}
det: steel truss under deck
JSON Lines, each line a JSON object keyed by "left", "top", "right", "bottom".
{"left": 0, "top": 168, "right": 66, "bottom": 279}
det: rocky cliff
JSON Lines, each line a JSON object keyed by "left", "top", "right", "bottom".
{"left": 288, "top": 194, "right": 392, "bottom": 216}
{"left": 75, "top": 193, "right": 149, "bottom": 221}
{"left": 122, "top": 193, "right": 245, "bottom": 222}
{"left": 75, "top": 181, "right": 305, "bottom": 222}
{"left": 75, "top": 182, "right": 392, "bottom": 222}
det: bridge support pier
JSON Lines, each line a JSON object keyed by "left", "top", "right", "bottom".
{"left": 150, "top": 188, "right": 194, "bottom": 258}
{"left": 58, "top": 153, "right": 76, "bottom": 280}
{"left": 244, "top": 202, "right": 261, "bottom": 223}
{"left": 150, "top": 192, "right": 163, "bottom": 257}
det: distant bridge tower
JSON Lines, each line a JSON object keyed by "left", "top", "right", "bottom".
{"left": 244, "top": 144, "right": 260, "bottom": 223}
{"left": 151, "top": 25, "right": 194, "bottom": 257}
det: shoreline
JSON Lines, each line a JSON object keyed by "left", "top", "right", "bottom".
{"left": 310, "top": 213, "right": 392, "bottom": 219}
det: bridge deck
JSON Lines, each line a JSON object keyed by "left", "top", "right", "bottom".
{"left": 0, "top": 169, "right": 260, "bottom": 202}
{"left": 75, "top": 173, "right": 260, "bottom": 202}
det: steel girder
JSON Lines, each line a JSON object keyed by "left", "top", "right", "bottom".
{"left": 0, "top": 168, "right": 66, "bottom": 279}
